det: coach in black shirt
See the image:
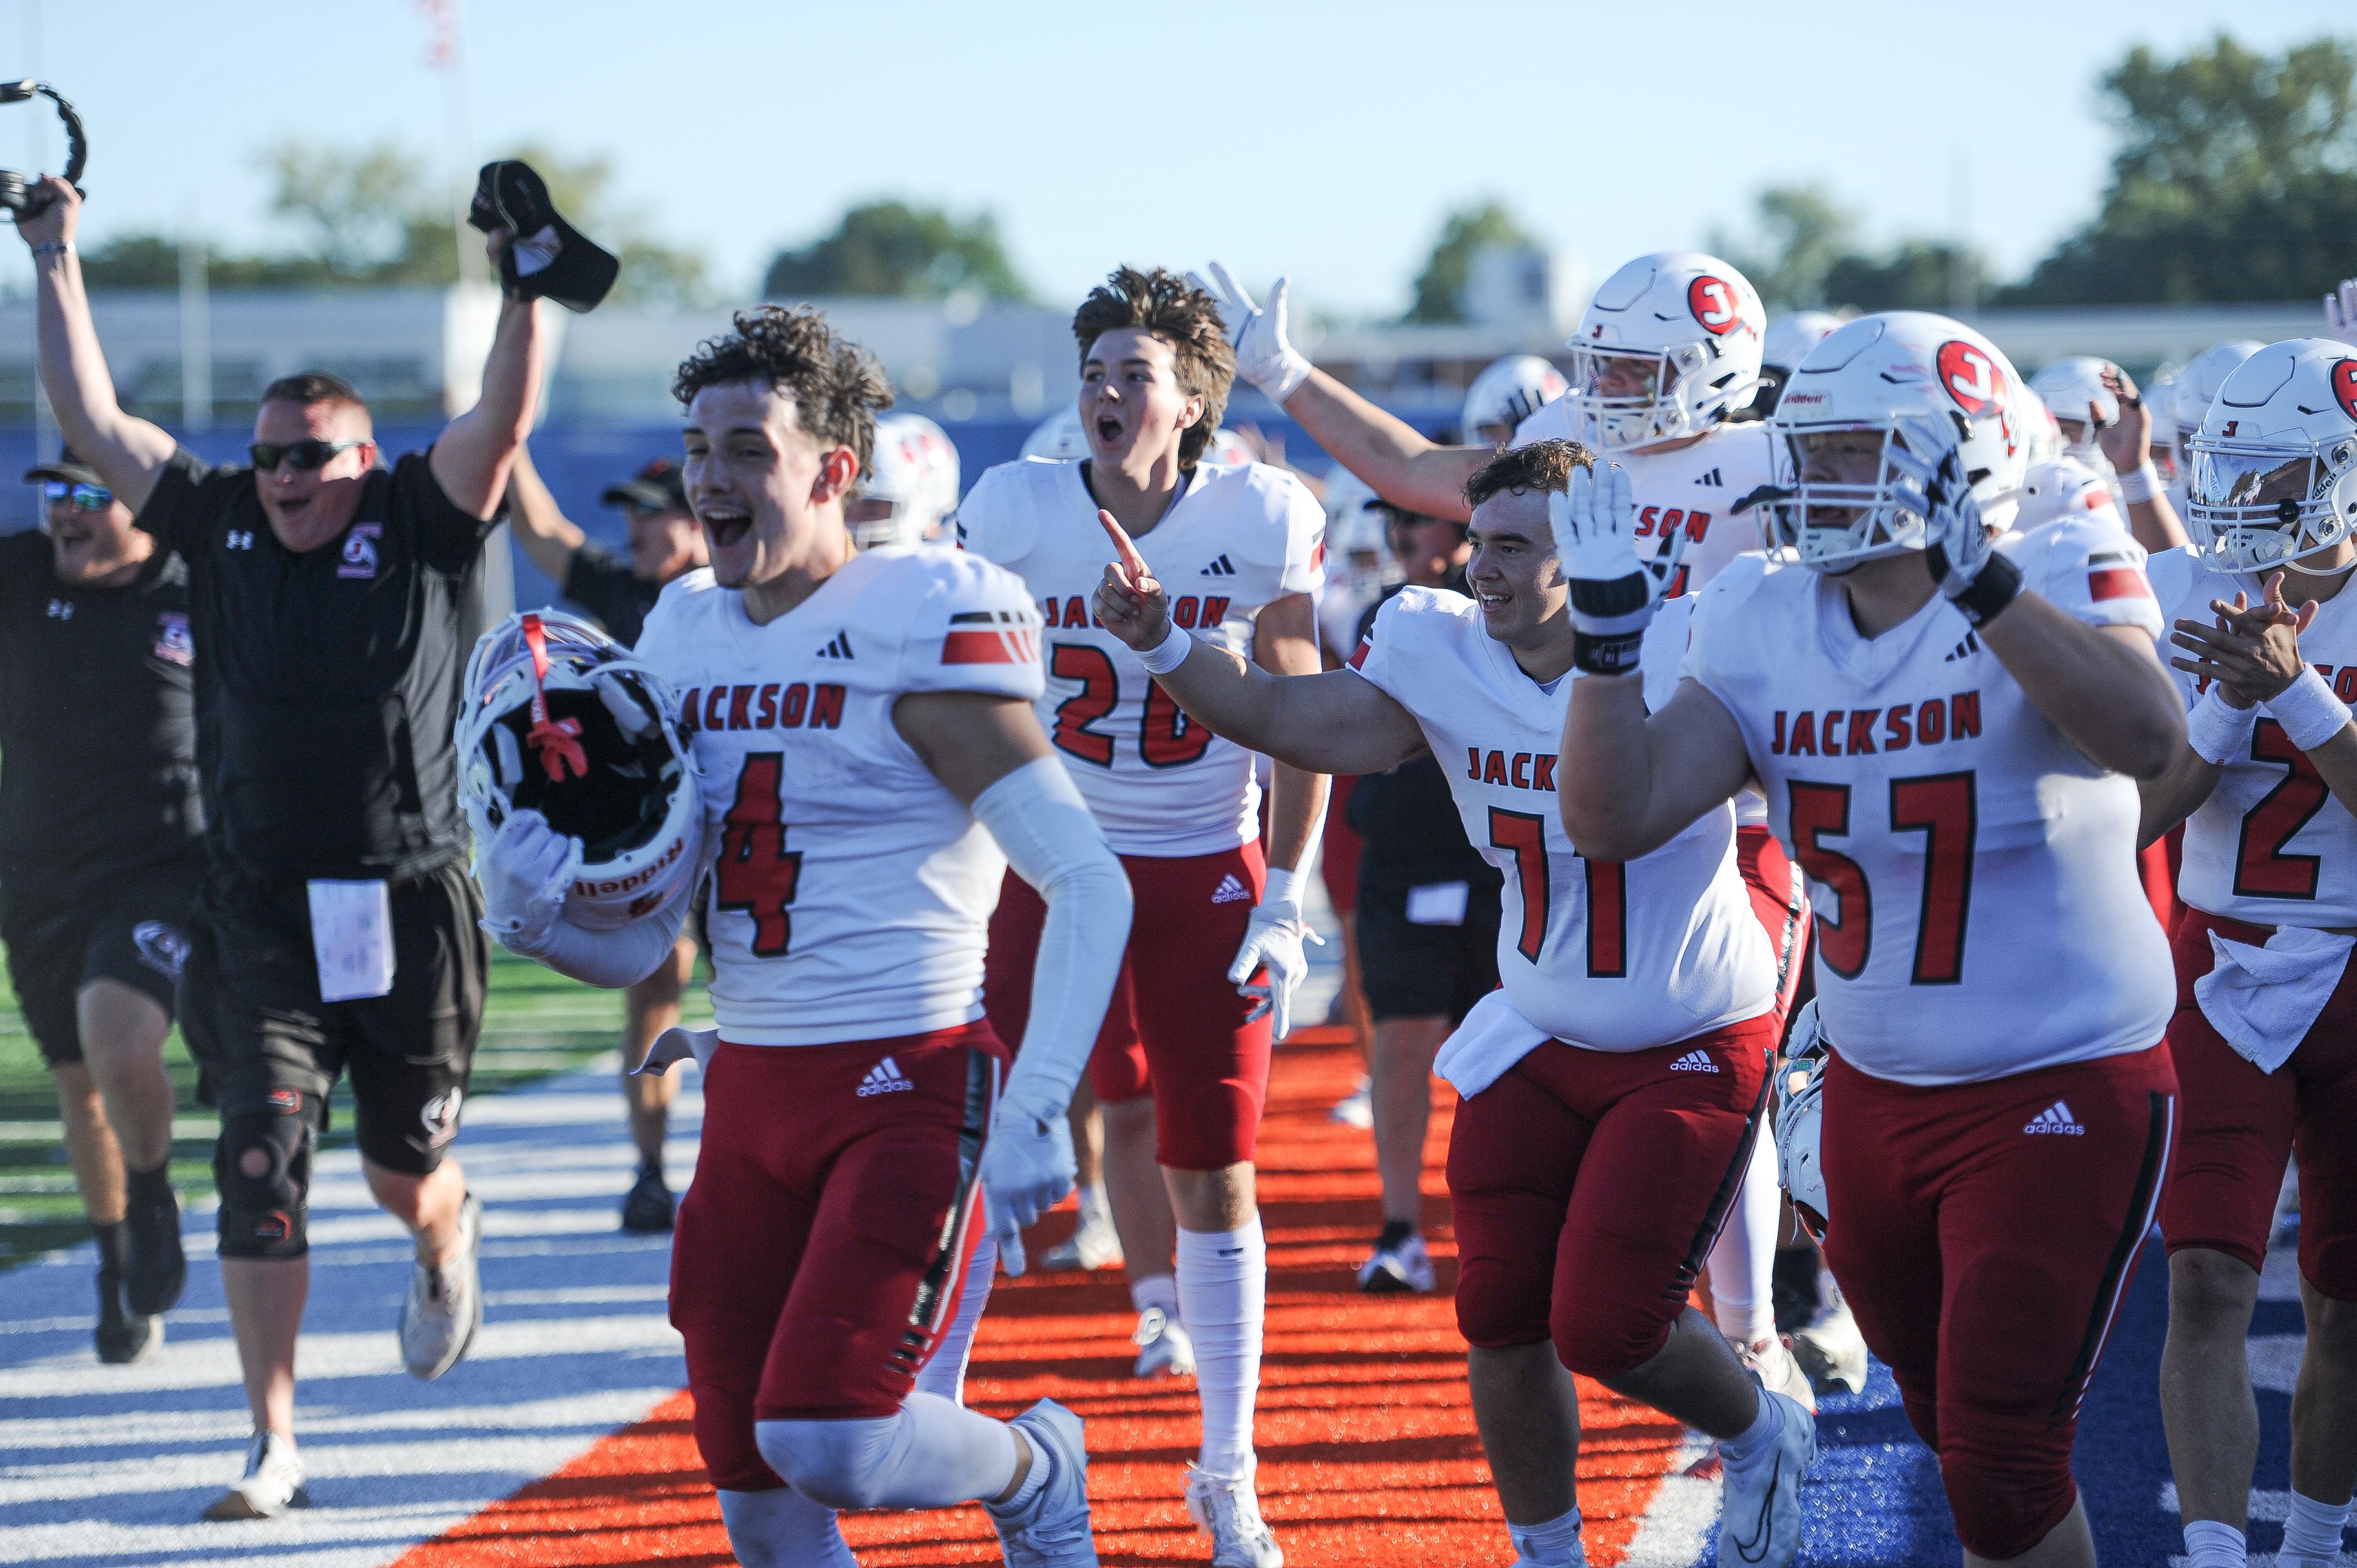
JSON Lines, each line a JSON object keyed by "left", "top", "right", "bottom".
{"left": 22, "top": 177, "right": 546, "bottom": 1519}
{"left": 1, "top": 452, "right": 204, "bottom": 1364}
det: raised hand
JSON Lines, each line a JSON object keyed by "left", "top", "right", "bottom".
{"left": 2094, "top": 366, "right": 2150, "bottom": 479}
{"left": 2326, "top": 277, "right": 2357, "bottom": 349}
{"left": 1189, "top": 260, "right": 1314, "bottom": 401}
{"left": 1549, "top": 461, "right": 1686, "bottom": 675}
{"left": 2171, "top": 574, "right": 2319, "bottom": 708}
{"left": 1091, "top": 508, "right": 1175, "bottom": 651}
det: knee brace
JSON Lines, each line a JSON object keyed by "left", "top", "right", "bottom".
{"left": 214, "top": 1091, "right": 317, "bottom": 1259}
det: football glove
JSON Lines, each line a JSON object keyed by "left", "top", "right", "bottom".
{"left": 2328, "top": 277, "right": 2357, "bottom": 349}
{"left": 1886, "top": 413, "right": 2022, "bottom": 627}
{"left": 474, "top": 808, "right": 582, "bottom": 949}
{"left": 1190, "top": 261, "right": 1313, "bottom": 403}
{"left": 1228, "top": 877, "right": 1323, "bottom": 1041}
{"left": 980, "top": 1094, "right": 1077, "bottom": 1277}
{"left": 1774, "top": 999, "right": 1829, "bottom": 1243}
{"left": 1549, "top": 461, "right": 1687, "bottom": 676}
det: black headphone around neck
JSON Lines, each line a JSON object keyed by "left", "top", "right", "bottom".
{"left": 0, "top": 82, "right": 86, "bottom": 217}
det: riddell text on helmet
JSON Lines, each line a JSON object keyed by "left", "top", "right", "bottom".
{"left": 573, "top": 835, "right": 686, "bottom": 899}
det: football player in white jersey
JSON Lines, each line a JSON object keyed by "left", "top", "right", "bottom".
{"left": 1193, "top": 252, "right": 1820, "bottom": 1399}
{"left": 2030, "top": 356, "right": 2190, "bottom": 554}
{"left": 1088, "top": 439, "right": 1814, "bottom": 1568}
{"left": 2137, "top": 336, "right": 2357, "bottom": 1568}
{"left": 471, "top": 306, "right": 1131, "bottom": 1568}
{"left": 1558, "top": 309, "right": 2186, "bottom": 1568}
{"left": 958, "top": 267, "right": 1325, "bottom": 1567}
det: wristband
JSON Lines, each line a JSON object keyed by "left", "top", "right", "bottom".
{"left": 2116, "top": 462, "right": 2161, "bottom": 506}
{"left": 2266, "top": 666, "right": 2353, "bottom": 752}
{"left": 31, "top": 241, "right": 72, "bottom": 260}
{"left": 1135, "top": 622, "right": 1193, "bottom": 674}
{"left": 1571, "top": 628, "right": 1644, "bottom": 677}
{"left": 2185, "top": 683, "right": 2261, "bottom": 764}
{"left": 1261, "top": 867, "right": 1299, "bottom": 908}
{"left": 1946, "top": 551, "right": 2022, "bottom": 627}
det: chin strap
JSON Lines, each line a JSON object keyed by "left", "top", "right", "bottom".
{"left": 521, "top": 614, "right": 589, "bottom": 782}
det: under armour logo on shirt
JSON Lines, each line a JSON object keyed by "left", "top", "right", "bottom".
{"left": 226, "top": 530, "right": 255, "bottom": 550}
{"left": 45, "top": 599, "right": 71, "bottom": 619}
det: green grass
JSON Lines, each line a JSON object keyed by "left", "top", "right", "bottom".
{"left": 0, "top": 946, "right": 708, "bottom": 1270}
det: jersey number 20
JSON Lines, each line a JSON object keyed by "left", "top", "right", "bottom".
{"left": 717, "top": 754, "right": 804, "bottom": 957}
{"left": 1050, "top": 642, "right": 1213, "bottom": 768}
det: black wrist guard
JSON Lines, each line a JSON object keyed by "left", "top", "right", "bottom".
{"left": 1571, "top": 628, "right": 1645, "bottom": 677}
{"left": 1947, "top": 551, "right": 2023, "bottom": 628}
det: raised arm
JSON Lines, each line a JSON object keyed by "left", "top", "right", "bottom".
{"left": 2096, "top": 366, "right": 2189, "bottom": 554}
{"left": 432, "top": 230, "right": 548, "bottom": 520}
{"left": 1090, "top": 514, "right": 1426, "bottom": 776}
{"left": 501, "top": 444, "right": 587, "bottom": 584}
{"left": 1982, "top": 600, "right": 2184, "bottom": 780}
{"left": 1194, "top": 261, "right": 1483, "bottom": 521}
{"left": 17, "top": 180, "right": 176, "bottom": 514}
{"left": 1250, "top": 592, "right": 1331, "bottom": 876}
{"left": 1562, "top": 676, "right": 1755, "bottom": 862}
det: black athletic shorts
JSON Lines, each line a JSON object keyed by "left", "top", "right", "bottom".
{"left": 1353, "top": 875, "right": 1503, "bottom": 1025}
{"left": 3, "top": 873, "right": 200, "bottom": 1067}
{"left": 180, "top": 858, "right": 489, "bottom": 1176}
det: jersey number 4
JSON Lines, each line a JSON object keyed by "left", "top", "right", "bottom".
{"left": 1050, "top": 642, "right": 1212, "bottom": 768}
{"left": 1487, "top": 808, "right": 1625, "bottom": 976}
{"left": 2234, "top": 718, "right": 2328, "bottom": 899}
{"left": 1790, "top": 773, "right": 1977, "bottom": 984}
{"left": 716, "top": 754, "right": 803, "bottom": 957}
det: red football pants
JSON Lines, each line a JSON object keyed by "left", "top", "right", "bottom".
{"left": 1821, "top": 1044, "right": 2177, "bottom": 1560}
{"left": 1736, "top": 824, "right": 1810, "bottom": 1030}
{"left": 2161, "top": 909, "right": 2357, "bottom": 1296}
{"left": 668, "top": 1024, "right": 1002, "bottom": 1491}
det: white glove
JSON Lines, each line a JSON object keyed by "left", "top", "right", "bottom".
{"left": 979, "top": 1093, "right": 1075, "bottom": 1278}
{"left": 474, "top": 808, "right": 582, "bottom": 948}
{"left": 1190, "top": 260, "right": 1313, "bottom": 403}
{"left": 1885, "top": 414, "right": 2021, "bottom": 627}
{"left": 1228, "top": 868, "right": 1323, "bottom": 1041}
{"left": 2328, "top": 278, "right": 2357, "bottom": 347}
{"left": 1547, "top": 462, "right": 1686, "bottom": 676}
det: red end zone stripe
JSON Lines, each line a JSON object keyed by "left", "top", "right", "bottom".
{"left": 2089, "top": 568, "right": 2153, "bottom": 602}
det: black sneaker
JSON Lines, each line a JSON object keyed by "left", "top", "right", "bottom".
{"left": 95, "top": 1266, "right": 159, "bottom": 1364}
{"left": 620, "top": 1164, "right": 675, "bottom": 1233}
{"left": 122, "top": 1180, "right": 187, "bottom": 1316}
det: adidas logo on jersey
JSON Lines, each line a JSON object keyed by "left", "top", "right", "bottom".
{"left": 1944, "top": 631, "right": 1980, "bottom": 663}
{"left": 1692, "top": 467, "right": 1724, "bottom": 488}
{"left": 1200, "top": 554, "right": 1237, "bottom": 577}
{"left": 816, "top": 630, "right": 854, "bottom": 660}
{"left": 1210, "top": 874, "right": 1253, "bottom": 905}
{"left": 1668, "top": 1049, "right": 1720, "bottom": 1073}
{"left": 856, "top": 1056, "right": 915, "bottom": 1098}
{"left": 2024, "top": 1100, "right": 2085, "bottom": 1136}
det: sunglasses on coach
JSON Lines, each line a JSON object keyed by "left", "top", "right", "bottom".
{"left": 42, "top": 481, "right": 112, "bottom": 511}
{"left": 248, "top": 439, "right": 364, "bottom": 473}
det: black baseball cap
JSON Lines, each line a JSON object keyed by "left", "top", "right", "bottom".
{"left": 600, "top": 457, "right": 689, "bottom": 515}
{"left": 23, "top": 447, "right": 103, "bottom": 488}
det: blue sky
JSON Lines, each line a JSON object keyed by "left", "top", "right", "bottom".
{"left": 7, "top": 0, "right": 2351, "bottom": 315}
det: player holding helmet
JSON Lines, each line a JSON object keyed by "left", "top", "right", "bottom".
{"left": 1561, "top": 311, "right": 2184, "bottom": 1567}
{"left": 959, "top": 266, "right": 1326, "bottom": 1567}
{"left": 1087, "top": 438, "right": 1812, "bottom": 1568}
{"left": 474, "top": 305, "right": 1130, "bottom": 1568}
{"left": 2139, "top": 336, "right": 2357, "bottom": 1568}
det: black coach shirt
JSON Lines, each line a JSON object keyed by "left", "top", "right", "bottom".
{"left": 561, "top": 543, "right": 659, "bottom": 647}
{"left": 137, "top": 447, "right": 492, "bottom": 883}
{"left": 1348, "top": 576, "right": 1500, "bottom": 895}
{"left": 0, "top": 533, "right": 204, "bottom": 916}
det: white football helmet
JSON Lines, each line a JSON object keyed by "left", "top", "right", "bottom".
{"left": 1770, "top": 311, "right": 2028, "bottom": 571}
{"left": 1021, "top": 404, "right": 1089, "bottom": 462}
{"left": 2184, "top": 337, "right": 2357, "bottom": 576}
{"left": 1774, "top": 999, "right": 1829, "bottom": 1242}
{"left": 2029, "top": 356, "right": 2121, "bottom": 474}
{"left": 2016, "top": 384, "right": 2065, "bottom": 466}
{"left": 1752, "top": 310, "right": 1846, "bottom": 418}
{"left": 2170, "top": 339, "right": 2267, "bottom": 468}
{"left": 1206, "top": 427, "right": 1255, "bottom": 465}
{"left": 1317, "top": 466, "right": 1399, "bottom": 650}
{"left": 459, "top": 611, "right": 700, "bottom": 930}
{"left": 2016, "top": 457, "right": 2123, "bottom": 535}
{"left": 1461, "top": 354, "right": 1569, "bottom": 447}
{"left": 855, "top": 412, "right": 960, "bottom": 548}
{"left": 1567, "top": 251, "right": 1766, "bottom": 452}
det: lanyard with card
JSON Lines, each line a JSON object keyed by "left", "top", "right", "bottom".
{"left": 1405, "top": 881, "right": 1471, "bottom": 927}
{"left": 308, "top": 879, "right": 397, "bottom": 1002}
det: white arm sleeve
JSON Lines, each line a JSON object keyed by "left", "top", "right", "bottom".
{"left": 969, "top": 755, "right": 1133, "bottom": 1116}
{"left": 498, "top": 873, "right": 696, "bottom": 989}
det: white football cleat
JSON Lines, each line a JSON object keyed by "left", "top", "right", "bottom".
{"left": 401, "top": 1192, "right": 484, "bottom": 1380}
{"left": 1328, "top": 1076, "right": 1374, "bottom": 1129}
{"left": 1789, "top": 1297, "right": 1868, "bottom": 1397}
{"left": 1717, "top": 1388, "right": 1816, "bottom": 1568}
{"left": 203, "top": 1431, "right": 310, "bottom": 1520}
{"left": 1132, "top": 1306, "right": 1196, "bottom": 1379}
{"left": 1734, "top": 1332, "right": 1816, "bottom": 1413}
{"left": 1356, "top": 1231, "right": 1436, "bottom": 1294}
{"left": 1186, "top": 1458, "right": 1284, "bottom": 1567}
{"left": 989, "top": 1398, "right": 1101, "bottom": 1567}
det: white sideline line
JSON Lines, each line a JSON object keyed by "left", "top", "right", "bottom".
{"left": 1619, "top": 1429, "right": 1720, "bottom": 1567}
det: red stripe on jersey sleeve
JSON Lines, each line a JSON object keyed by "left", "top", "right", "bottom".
{"left": 942, "top": 629, "right": 1037, "bottom": 665}
{"left": 2088, "top": 568, "right": 2154, "bottom": 602}
{"left": 1347, "top": 639, "right": 1371, "bottom": 670}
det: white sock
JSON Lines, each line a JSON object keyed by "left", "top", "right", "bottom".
{"left": 1079, "top": 1182, "right": 1112, "bottom": 1232}
{"left": 1706, "top": 1132, "right": 1780, "bottom": 1345}
{"left": 914, "top": 1231, "right": 995, "bottom": 1405}
{"left": 2180, "top": 1518, "right": 2245, "bottom": 1567}
{"left": 1717, "top": 1384, "right": 1782, "bottom": 1467}
{"left": 1131, "top": 1272, "right": 1179, "bottom": 1318}
{"left": 1507, "top": 1504, "right": 1587, "bottom": 1566}
{"left": 1177, "top": 1218, "right": 1265, "bottom": 1478}
{"left": 2282, "top": 1488, "right": 2353, "bottom": 1561}
{"left": 756, "top": 1393, "right": 1018, "bottom": 1512}
{"left": 982, "top": 1420, "right": 1055, "bottom": 1520}
{"left": 717, "top": 1487, "right": 854, "bottom": 1568}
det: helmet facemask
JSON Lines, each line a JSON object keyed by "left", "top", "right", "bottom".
{"left": 482, "top": 677, "right": 683, "bottom": 861}
{"left": 1569, "top": 340, "right": 1734, "bottom": 452}
{"left": 1779, "top": 414, "right": 2014, "bottom": 573}
{"left": 2186, "top": 434, "right": 2357, "bottom": 576}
